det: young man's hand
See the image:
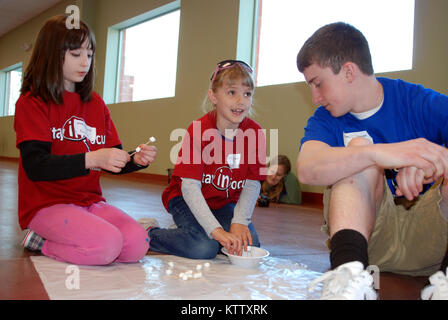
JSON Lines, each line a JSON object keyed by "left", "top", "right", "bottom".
{"left": 394, "top": 166, "right": 434, "bottom": 200}
{"left": 374, "top": 138, "right": 448, "bottom": 180}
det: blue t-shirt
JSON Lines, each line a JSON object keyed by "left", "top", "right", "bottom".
{"left": 300, "top": 77, "right": 448, "bottom": 194}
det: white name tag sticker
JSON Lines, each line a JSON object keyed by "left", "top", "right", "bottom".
{"left": 226, "top": 154, "right": 241, "bottom": 169}
{"left": 343, "top": 131, "right": 373, "bottom": 147}
{"left": 73, "top": 119, "right": 97, "bottom": 142}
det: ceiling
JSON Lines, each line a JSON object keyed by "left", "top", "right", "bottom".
{"left": 0, "top": 0, "right": 63, "bottom": 37}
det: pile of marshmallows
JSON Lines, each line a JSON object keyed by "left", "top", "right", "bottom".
{"left": 165, "top": 261, "right": 211, "bottom": 280}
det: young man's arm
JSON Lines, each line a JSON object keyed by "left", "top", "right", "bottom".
{"left": 298, "top": 138, "right": 447, "bottom": 186}
{"left": 297, "top": 140, "right": 376, "bottom": 186}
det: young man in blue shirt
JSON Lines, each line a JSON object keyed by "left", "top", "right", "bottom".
{"left": 297, "top": 22, "right": 448, "bottom": 300}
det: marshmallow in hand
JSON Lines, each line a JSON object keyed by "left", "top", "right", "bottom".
{"left": 131, "top": 137, "right": 156, "bottom": 155}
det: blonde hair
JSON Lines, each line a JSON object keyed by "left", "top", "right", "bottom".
{"left": 202, "top": 63, "right": 255, "bottom": 115}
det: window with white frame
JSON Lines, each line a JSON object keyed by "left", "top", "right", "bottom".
{"left": 254, "top": 0, "right": 415, "bottom": 87}
{"left": 0, "top": 64, "right": 22, "bottom": 116}
{"left": 104, "top": 1, "right": 180, "bottom": 104}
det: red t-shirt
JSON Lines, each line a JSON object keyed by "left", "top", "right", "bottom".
{"left": 14, "top": 91, "right": 121, "bottom": 229}
{"left": 162, "top": 112, "right": 266, "bottom": 212}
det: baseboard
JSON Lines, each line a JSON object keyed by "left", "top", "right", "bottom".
{"left": 0, "top": 156, "right": 323, "bottom": 207}
{"left": 0, "top": 156, "right": 19, "bottom": 162}
{"left": 104, "top": 171, "right": 168, "bottom": 185}
{"left": 301, "top": 191, "right": 323, "bottom": 208}
{"left": 0, "top": 156, "right": 169, "bottom": 184}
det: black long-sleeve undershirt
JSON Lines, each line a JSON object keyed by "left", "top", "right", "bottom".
{"left": 19, "top": 140, "right": 147, "bottom": 181}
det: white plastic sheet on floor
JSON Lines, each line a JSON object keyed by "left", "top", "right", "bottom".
{"left": 30, "top": 254, "right": 323, "bottom": 300}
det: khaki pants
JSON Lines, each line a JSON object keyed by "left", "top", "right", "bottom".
{"left": 322, "top": 179, "right": 448, "bottom": 276}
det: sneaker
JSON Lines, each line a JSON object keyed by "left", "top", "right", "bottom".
{"left": 421, "top": 268, "right": 448, "bottom": 300}
{"left": 137, "top": 217, "right": 160, "bottom": 232}
{"left": 308, "top": 261, "right": 377, "bottom": 300}
{"left": 21, "top": 229, "right": 45, "bottom": 251}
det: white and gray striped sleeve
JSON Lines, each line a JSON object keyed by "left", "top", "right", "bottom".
{"left": 181, "top": 178, "right": 222, "bottom": 239}
{"left": 231, "top": 179, "right": 261, "bottom": 226}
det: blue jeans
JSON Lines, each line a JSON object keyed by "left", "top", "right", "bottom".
{"left": 149, "top": 196, "right": 260, "bottom": 259}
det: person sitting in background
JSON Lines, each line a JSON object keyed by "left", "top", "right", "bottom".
{"left": 258, "top": 155, "right": 302, "bottom": 207}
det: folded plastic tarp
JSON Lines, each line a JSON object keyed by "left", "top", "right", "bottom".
{"left": 31, "top": 254, "right": 322, "bottom": 300}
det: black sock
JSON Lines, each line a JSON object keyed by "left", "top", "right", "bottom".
{"left": 330, "top": 229, "right": 369, "bottom": 270}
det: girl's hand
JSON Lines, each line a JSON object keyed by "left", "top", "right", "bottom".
{"left": 211, "top": 228, "right": 242, "bottom": 255}
{"left": 133, "top": 144, "right": 157, "bottom": 166}
{"left": 229, "top": 223, "right": 253, "bottom": 253}
{"left": 85, "top": 148, "right": 130, "bottom": 172}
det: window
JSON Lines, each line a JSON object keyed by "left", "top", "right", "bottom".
{"left": 0, "top": 63, "right": 22, "bottom": 116}
{"left": 104, "top": 1, "right": 180, "bottom": 104}
{"left": 253, "top": 0, "right": 415, "bottom": 87}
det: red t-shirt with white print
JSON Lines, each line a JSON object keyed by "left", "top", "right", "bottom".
{"left": 162, "top": 111, "right": 266, "bottom": 212}
{"left": 14, "top": 91, "right": 121, "bottom": 229}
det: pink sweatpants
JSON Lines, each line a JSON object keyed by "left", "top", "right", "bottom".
{"left": 28, "top": 202, "right": 149, "bottom": 265}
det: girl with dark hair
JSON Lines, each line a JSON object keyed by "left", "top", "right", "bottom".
{"left": 15, "top": 15, "right": 157, "bottom": 265}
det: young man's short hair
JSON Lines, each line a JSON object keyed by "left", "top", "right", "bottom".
{"left": 297, "top": 22, "right": 374, "bottom": 76}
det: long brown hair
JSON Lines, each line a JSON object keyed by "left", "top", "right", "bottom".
{"left": 21, "top": 15, "right": 96, "bottom": 104}
{"left": 261, "top": 155, "right": 292, "bottom": 202}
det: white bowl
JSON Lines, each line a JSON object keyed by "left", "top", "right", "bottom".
{"left": 221, "top": 246, "right": 270, "bottom": 268}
